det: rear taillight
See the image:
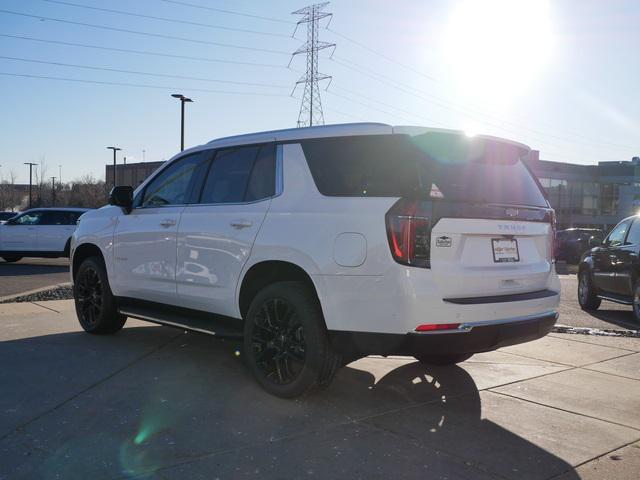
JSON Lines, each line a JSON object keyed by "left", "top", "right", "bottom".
{"left": 386, "top": 199, "right": 431, "bottom": 268}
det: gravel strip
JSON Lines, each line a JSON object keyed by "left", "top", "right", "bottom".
{"left": 553, "top": 324, "right": 640, "bottom": 338}
{"left": 0, "top": 285, "right": 74, "bottom": 304}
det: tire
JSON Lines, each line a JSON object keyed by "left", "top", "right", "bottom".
{"left": 414, "top": 353, "right": 473, "bottom": 366}
{"left": 243, "top": 281, "right": 340, "bottom": 398}
{"left": 74, "top": 256, "right": 126, "bottom": 334}
{"left": 578, "top": 269, "right": 601, "bottom": 311}
{"left": 633, "top": 283, "right": 640, "bottom": 324}
{"left": 1, "top": 256, "right": 22, "bottom": 263}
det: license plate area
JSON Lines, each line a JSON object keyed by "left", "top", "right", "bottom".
{"left": 492, "top": 238, "right": 520, "bottom": 263}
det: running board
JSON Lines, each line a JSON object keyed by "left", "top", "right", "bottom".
{"left": 117, "top": 298, "right": 243, "bottom": 338}
{"left": 597, "top": 294, "right": 633, "bottom": 305}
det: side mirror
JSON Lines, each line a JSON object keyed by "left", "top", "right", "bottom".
{"left": 109, "top": 186, "right": 134, "bottom": 213}
{"left": 589, "top": 236, "right": 602, "bottom": 248}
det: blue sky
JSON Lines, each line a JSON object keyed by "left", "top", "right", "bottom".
{"left": 0, "top": 0, "right": 639, "bottom": 183}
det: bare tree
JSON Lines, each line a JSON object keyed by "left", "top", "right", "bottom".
{"left": 0, "top": 170, "right": 20, "bottom": 211}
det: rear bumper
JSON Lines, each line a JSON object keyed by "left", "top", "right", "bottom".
{"left": 329, "top": 311, "right": 558, "bottom": 356}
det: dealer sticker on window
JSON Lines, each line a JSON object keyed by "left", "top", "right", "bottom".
{"left": 492, "top": 238, "right": 520, "bottom": 263}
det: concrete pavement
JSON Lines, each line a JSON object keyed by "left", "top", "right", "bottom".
{"left": 0, "top": 300, "right": 639, "bottom": 479}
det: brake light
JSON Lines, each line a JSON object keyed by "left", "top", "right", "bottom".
{"left": 386, "top": 199, "right": 431, "bottom": 268}
{"left": 415, "top": 323, "right": 460, "bottom": 332}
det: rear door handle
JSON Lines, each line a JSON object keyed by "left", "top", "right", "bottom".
{"left": 160, "top": 219, "right": 176, "bottom": 228}
{"left": 230, "top": 220, "right": 253, "bottom": 229}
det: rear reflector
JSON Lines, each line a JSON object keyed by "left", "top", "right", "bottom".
{"left": 415, "top": 323, "right": 461, "bottom": 332}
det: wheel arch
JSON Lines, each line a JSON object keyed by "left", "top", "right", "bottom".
{"left": 578, "top": 257, "right": 595, "bottom": 278}
{"left": 72, "top": 243, "right": 105, "bottom": 281}
{"left": 237, "top": 260, "right": 323, "bottom": 322}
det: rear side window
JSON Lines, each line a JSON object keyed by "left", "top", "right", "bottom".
{"left": 41, "top": 211, "right": 69, "bottom": 225}
{"left": 200, "top": 144, "right": 275, "bottom": 204}
{"left": 301, "top": 134, "right": 547, "bottom": 207}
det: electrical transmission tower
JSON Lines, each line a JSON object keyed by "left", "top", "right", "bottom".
{"left": 290, "top": 2, "right": 335, "bottom": 128}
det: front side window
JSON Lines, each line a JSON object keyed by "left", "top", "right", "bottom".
{"left": 199, "top": 144, "right": 275, "bottom": 204}
{"left": 13, "top": 212, "right": 43, "bottom": 225}
{"left": 141, "top": 151, "right": 211, "bottom": 207}
{"left": 606, "top": 220, "right": 631, "bottom": 247}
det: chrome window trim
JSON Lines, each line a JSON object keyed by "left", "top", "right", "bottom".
{"left": 130, "top": 142, "right": 281, "bottom": 210}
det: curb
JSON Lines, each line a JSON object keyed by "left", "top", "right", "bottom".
{"left": 0, "top": 282, "right": 73, "bottom": 304}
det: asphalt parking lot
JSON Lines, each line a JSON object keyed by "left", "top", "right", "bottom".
{"left": 0, "top": 300, "right": 639, "bottom": 479}
{"left": 0, "top": 258, "right": 69, "bottom": 298}
{"left": 2, "top": 258, "right": 638, "bottom": 331}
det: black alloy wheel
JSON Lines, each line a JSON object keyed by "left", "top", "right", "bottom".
{"left": 243, "top": 281, "right": 340, "bottom": 398}
{"left": 74, "top": 256, "right": 126, "bottom": 334}
{"left": 76, "top": 265, "right": 103, "bottom": 328}
{"left": 578, "top": 269, "right": 601, "bottom": 311}
{"left": 250, "top": 298, "right": 306, "bottom": 385}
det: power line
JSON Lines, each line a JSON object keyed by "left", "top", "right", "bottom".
{"left": 0, "top": 55, "right": 290, "bottom": 88}
{"left": 0, "top": 34, "right": 286, "bottom": 69}
{"left": 327, "top": 28, "right": 438, "bottom": 83}
{"left": 157, "top": 0, "right": 635, "bottom": 152}
{"left": 329, "top": 85, "right": 450, "bottom": 128}
{"left": 0, "top": 9, "right": 291, "bottom": 55}
{"left": 42, "top": 0, "right": 292, "bottom": 39}
{"left": 160, "top": 0, "right": 294, "bottom": 25}
{"left": 327, "top": 34, "right": 637, "bottom": 152}
{"left": 329, "top": 56, "right": 638, "bottom": 154}
{"left": 0, "top": 72, "right": 292, "bottom": 97}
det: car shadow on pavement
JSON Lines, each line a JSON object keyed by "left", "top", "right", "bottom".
{"left": 583, "top": 308, "right": 639, "bottom": 330}
{"left": 0, "top": 326, "right": 580, "bottom": 480}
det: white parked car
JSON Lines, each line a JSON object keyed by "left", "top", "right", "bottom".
{"left": 71, "top": 123, "right": 560, "bottom": 397}
{"left": 0, "top": 208, "right": 89, "bottom": 263}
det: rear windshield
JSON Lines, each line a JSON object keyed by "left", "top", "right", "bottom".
{"left": 301, "top": 133, "right": 548, "bottom": 207}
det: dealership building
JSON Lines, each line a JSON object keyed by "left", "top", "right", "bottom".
{"left": 525, "top": 155, "right": 640, "bottom": 231}
{"left": 106, "top": 155, "right": 640, "bottom": 232}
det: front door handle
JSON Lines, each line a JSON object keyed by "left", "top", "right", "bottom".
{"left": 230, "top": 220, "right": 253, "bottom": 229}
{"left": 160, "top": 219, "right": 176, "bottom": 228}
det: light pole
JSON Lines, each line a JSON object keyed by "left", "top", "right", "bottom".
{"left": 51, "top": 176, "right": 56, "bottom": 206}
{"left": 106, "top": 146, "right": 121, "bottom": 188}
{"left": 24, "top": 162, "right": 37, "bottom": 209}
{"left": 171, "top": 94, "right": 193, "bottom": 151}
{"left": 58, "top": 165, "right": 62, "bottom": 184}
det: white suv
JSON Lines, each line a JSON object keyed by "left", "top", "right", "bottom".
{"left": 71, "top": 123, "right": 560, "bottom": 397}
{"left": 0, "top": 208, "right": 88, "bottom": 262}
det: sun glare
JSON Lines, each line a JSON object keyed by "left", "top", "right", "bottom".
{"left": 443, "top": 0, "right": 555, "bottom": 111}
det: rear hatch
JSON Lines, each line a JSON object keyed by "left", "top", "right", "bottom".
{"left": 384, "top": 131, "right": 555, "bottom": 299}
